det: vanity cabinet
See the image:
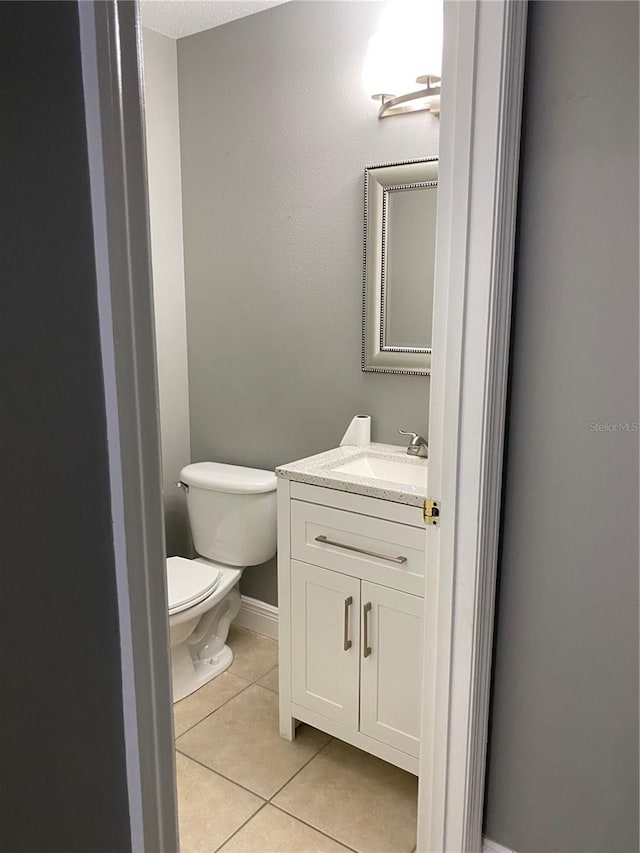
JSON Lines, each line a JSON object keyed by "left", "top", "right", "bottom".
{"left": 277, "top": 479, "right": 426, "bottom": 775}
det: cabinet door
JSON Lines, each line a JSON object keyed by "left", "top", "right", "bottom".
{"left": 360, "top": 582, "right": 424, "bottom": 757}
{"left": 291, "top": 560, "right": 360, "bottom": 728}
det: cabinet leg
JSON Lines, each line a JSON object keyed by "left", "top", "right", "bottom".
{"left": 279, "top": 714, "right": 296, "bottom": 741}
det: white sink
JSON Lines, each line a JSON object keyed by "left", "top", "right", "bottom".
{"left": 330, "top": 454, "right": 427, "bottom": 488}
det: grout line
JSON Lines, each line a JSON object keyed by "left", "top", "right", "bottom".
{"left": 175, "top": 748, "right": 270, "bottom": 803}
{"left": 267, "top": 737, "right": 335, "bottom": 802}
{"left": 175, "top": 665, "right": 414, "bottom": 853}
{"left": 176, "top": 731, "right": 332, "bottom": 806}
{"left": 268, "top": 802, "right": 360, "bottom": 853}
{"left": 176, "top": 730, "right": 332, "bottom": 810}
{"left": 177, "top": 632, "right": 369, "bottom": 851}
{"left": 255, "top": 663, "right": 279, "bottom": 692}
{"left": 174, "top": 625, "right": 277, "bottom": 741}
{"left": 212, "top": 801, "right": 269, "bottom": 853}
{"left": 174, "top": 676, "right": 254, "bottom": 739}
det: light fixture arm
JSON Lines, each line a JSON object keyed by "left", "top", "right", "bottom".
{"left": 372, "top": 76, "right": 441, "bottom": 118}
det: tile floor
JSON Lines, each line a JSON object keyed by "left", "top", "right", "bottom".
{"left": 174, "top": 625, "right": 419, "bottom": 853}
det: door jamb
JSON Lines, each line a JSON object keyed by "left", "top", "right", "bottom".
{"left": 79, "top": 2, "right": 178, "bottom": 850}
{"left": 418, "top": 1, "right": 528, "bottom": 850}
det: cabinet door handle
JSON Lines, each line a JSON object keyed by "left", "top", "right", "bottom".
{"left": 363, "top": 602, "right": 372, "bottom": 658}
{"left": 343, "top": 596, "right": 353, "bottom": 651}
{"left": 315, "top": 535, "right": 407, "bottom": 564}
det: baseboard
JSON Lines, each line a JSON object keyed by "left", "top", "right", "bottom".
{"left": 483, "top": 837, "right": 516, "bottom": 853}
{"left": 233, "top": 595, "right": 278, "bottom": 640}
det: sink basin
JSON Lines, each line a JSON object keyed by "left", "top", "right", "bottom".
{"left": 330, "top": 454, "right": 427, "bottom": 488}
{"left": 276, "top": 442, "right": 429, "bottom": 504}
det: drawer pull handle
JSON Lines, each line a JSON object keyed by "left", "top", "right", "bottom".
{"left": 363, "top": 602, "right": 372, "bottom": 658}
{"left": 343, "top": 596, "right": 353, "bottom": 651}
{"left": 314, "top": 535, "right": 407, "bottom": 565}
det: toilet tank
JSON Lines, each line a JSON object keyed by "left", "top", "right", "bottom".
{"left": 179, "top": 462, "right": 277, "bottom": 567}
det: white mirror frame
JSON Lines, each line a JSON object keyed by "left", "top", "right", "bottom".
{"left": 362, "top": 158, "right": 438, "bottom": 375}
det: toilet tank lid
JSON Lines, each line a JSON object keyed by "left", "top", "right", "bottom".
{"left": 180, "top": 461, "right": 277, "bottom": 494}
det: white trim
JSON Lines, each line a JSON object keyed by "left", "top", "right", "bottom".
{"left": 418, "top": 1, "right": 528, "bottom": 851}
{"left": 234, "top": 595, "right": 279, "bottom": 640}
{"left": 483, "top": 837, "right": 517, "bottom": 853}
{"left": 277, "top": 479, "right": 296, "bottom": 740}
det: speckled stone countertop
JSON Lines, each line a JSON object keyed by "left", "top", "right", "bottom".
{"left": 275, "top": 443, "right": 428, "bottom": 507}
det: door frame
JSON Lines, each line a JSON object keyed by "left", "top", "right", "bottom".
{"left": 419, "top": 1, "right": 528, "bottom": 850}
{"left": 78, "top": 0, "right": 528, "bottom": 850}
{"left": 79, "top": 3, "right": 178, "bottom": 851}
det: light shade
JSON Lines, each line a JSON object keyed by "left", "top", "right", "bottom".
{"left": 363, "top": 0, "right": 443, "bottom": 99}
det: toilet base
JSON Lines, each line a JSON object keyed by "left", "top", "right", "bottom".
{"left": 171, "top": 641, "right": 233, "bottom": 702}
{"left": 170, "top": 579, "right": 242, "bottom": 702}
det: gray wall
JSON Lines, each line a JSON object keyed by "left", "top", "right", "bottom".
{"left": 0, "top": 2, "right": 131, "bottom": 849}
{"left": 178, "top": 1, "right": 437, "bottom": 603}
{"left": 142, "top": 28, "right": 191, "bottom": 556}
{"left": 484, "top": 3, "right": 639, "bottom": 851}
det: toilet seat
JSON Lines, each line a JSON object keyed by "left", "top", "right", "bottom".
{"left": 167, "top": 556, "right": 222, "bottom": 615}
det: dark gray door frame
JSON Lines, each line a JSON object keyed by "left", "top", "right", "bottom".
{"left": 79, "top": 2, "right": 178, "bottom": 850}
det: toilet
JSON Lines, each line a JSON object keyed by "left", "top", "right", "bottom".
{"left": 167, "top": 461, "right": 277, "bottom": 702}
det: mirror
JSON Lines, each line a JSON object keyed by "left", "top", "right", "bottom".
{"left": 362, "top": 158, "right": 438, "bottom": 375}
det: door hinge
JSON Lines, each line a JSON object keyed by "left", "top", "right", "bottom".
{"left": 423, "top": 498, "right": 440, "bottom": 526}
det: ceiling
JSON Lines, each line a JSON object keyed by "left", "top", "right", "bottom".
{"left": 139, "top": 0, "right": 290, "bottom": 39}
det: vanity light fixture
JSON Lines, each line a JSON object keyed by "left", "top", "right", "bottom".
{"left": 363, "top": 0, "right": 443, "bottom": 118}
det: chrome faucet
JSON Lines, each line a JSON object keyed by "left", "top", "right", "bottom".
{"left": 398, "top": 429, "right": 429, "bottom": 458}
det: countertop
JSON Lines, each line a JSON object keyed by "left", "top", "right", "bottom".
{"left": 275, "top": 443, "right": 428, "bottom": 507}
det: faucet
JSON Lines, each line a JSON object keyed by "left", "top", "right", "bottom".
{"left": 398, "top": 429, "right": 429, "bottom": 458}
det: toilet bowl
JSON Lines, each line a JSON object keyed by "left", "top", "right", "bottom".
{"left": 167, "top": 461, "right": 277, "bottom": 702}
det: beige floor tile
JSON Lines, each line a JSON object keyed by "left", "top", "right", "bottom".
{"left": 220, "top": 805, "right": 351, "bottom": 852}
{"left": 256, "top": 665, "right": 279, "bottom": 694}
{"left": 175, "top": 753, "right": 262, "bottom": 853}
{"left": 174, "top": 672, "right": 250, "bottom": 737}
{"left": 228, "top": 625, "right": 279, "bottom": 682}
{"left": 273, "top": 740, "right": 418, "bottom": 853}
{"left": 176, "top": 684, "right": 330, "bottom": 798}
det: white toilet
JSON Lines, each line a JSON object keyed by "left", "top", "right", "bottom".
{"left": 167, "top": 461, "right": 277, "bottom": 702}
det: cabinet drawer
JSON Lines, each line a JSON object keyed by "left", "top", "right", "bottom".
{"left": 291, "top": 500, "right": 425, "bottom": 596}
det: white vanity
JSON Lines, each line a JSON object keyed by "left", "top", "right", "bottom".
{"left": 276, "top": 443, "right": 428, "bottom": 775}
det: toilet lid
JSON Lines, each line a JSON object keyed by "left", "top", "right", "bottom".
{"left": 167, "top": 557, "right": 222, "bottom": 615}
